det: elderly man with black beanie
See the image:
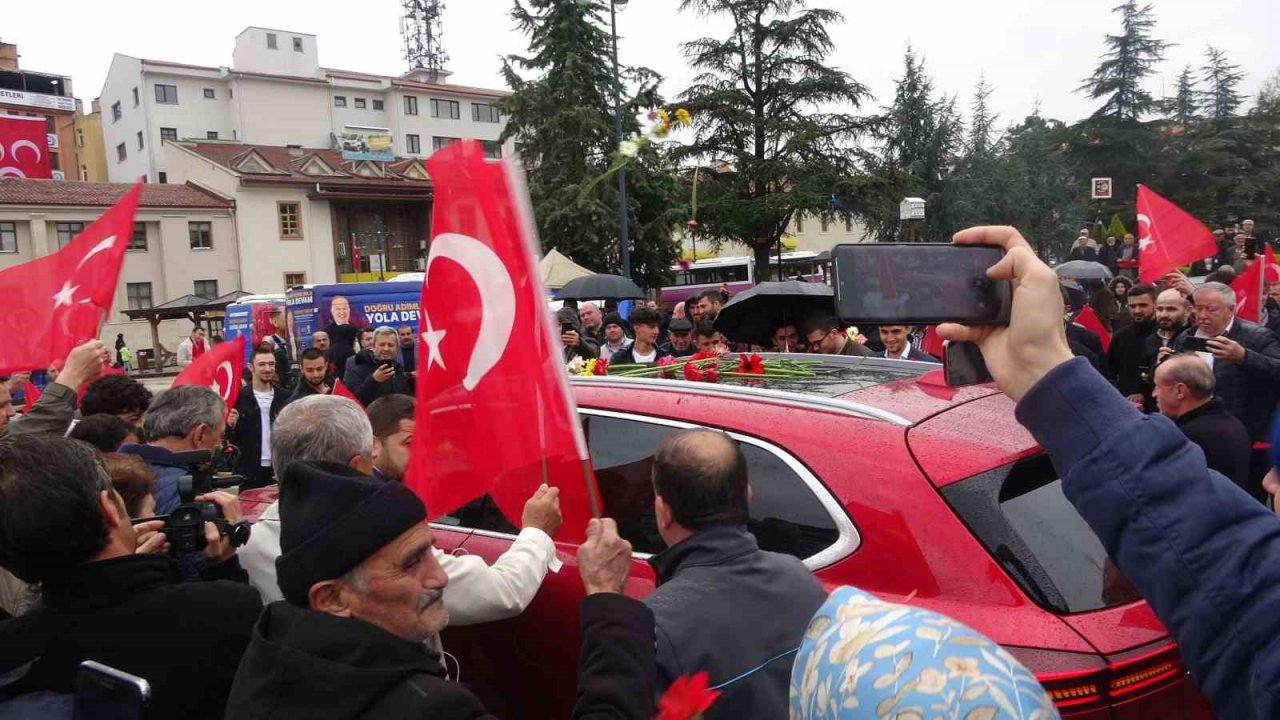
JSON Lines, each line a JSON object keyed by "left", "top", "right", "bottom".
{"left": 225, "top": 460, "right": 657, "bottom": 720}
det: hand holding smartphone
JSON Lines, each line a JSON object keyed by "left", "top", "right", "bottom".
{"left": 1182, "top": 336, "right": 1211, "bottom": 352}
{"left": 832, "top": 243, "right": 1012, "bottom": 325}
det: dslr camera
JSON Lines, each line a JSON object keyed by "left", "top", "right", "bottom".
{"left": 160, "top": 448, "right": 251, "bottom": 555}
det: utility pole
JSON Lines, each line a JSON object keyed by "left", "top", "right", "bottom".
{"left": 609, "top": 0, "right": 630, "bottom": 279}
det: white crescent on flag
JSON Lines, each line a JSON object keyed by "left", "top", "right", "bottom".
{"left": 209, "top": 361, "right": 234, "bottom": 401}
{"left": 424, "top": 232, "right": 516, "bottom": 391}
{"left": 77, "top": 235, "right": 117, "bottom": 269}
{"left": 10, "top": 139, "right": 41, "bottom": 163}
{"left": 1137, "top": 213, "right": 1153, "bottom": 251}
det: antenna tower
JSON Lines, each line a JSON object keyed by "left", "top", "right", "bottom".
{"left": 401, "top": 0, "right": 448, "bottom": 81}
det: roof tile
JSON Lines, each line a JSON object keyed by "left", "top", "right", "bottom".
{"left": 0, "top": 179, "right": 231, "bottom": 208}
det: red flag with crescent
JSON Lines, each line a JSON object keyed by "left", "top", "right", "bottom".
{"left": 172, "top": 335, "right": 245, "bottom": 411}
{"left": 1231, "top": 245, "right": 1280, "bottom": 323}
{"left": 332, "top": 377, "right": 363, "bottom": 407}
{"left": 0, "top": 183, "right": 140, "bottom": 375}
{"left": 405, "top": 140, "right": 598, "bottom": 538}
{"left": 1136, "top": 185, "right": 1218, "bottom": 283}
{"left": 0, "top": 116, "right": 52, "bottom": 179}
{"left": 21, "top": 380, "right": 41, "bottom": 413}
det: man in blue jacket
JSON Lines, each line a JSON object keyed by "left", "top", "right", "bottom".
{"left": 939, "top": 225, "right": 1280, "bottom": 720}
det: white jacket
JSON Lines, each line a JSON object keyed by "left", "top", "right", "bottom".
{"left": 239, "top": 500, "right": 558, "bottom": 625}
{"left": 176, "top": 338, "right": 195, "bottom": 367}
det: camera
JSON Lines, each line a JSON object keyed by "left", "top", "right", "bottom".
{"left": 160, "top": 448, "right": 251, "bottom": 554}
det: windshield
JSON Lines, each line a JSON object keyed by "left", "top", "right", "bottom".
{"left": 940, "top": 454, "right": 1141, "bottom": 613}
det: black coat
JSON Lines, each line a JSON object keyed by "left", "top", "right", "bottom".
{"left": 644, "top": 527, "right": 827, "bottom": 720}
{"left": 323, "top": 323, "right": 364, "bottom": 379}
{"left": 1175, "top": 320, "right": 1280, "bottom": 439}
{"left": 285, "top": 376, "right": 334, "bottom": 406}
{"left": 0, "top": 555, "right": 261, "bottom": 719}
{"left": 1175, "top": 398, "right": 1254, "bottom": 494}
{"left": 610, "top": 344, "right": 673, "bottom": 365}
{"left": 1108, "top": 320, "right": 1156, "bottom": 397}
{"left": 228, "top": 383, "right": 290, "bottom": 478}
{"left": 1067, "top": 322, "right": 1111, "bottom": 379}
{"left": 344, "top": 350, "right": 414, "bottom": 406}
{"left": 225, "top": 595, "right": 654, "bottom": 720}
{"left": 1098, "top": 242, "right": 1121, "bottom": 273}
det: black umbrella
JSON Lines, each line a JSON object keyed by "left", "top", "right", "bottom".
{"left": 1054, "top": 260, "right": 1113, "bottom": 281}
{"left": 713, "top": 280, "right": 834, "bottom": 347}
{"left": 555, "top": 274, "right": 646, "bottom": 300}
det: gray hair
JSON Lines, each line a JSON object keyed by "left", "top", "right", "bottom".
{"left": 1164, "top": 353, "right": 1216, "bottom": 399}
{"left": 373, "top": 326, "right": 397, "bottom": 342}
{"left": 270, "top": 395, "right": 373, "bottom": 478}
{"left": 1195, "top": 282, "right": 1237, "bottom": 310}
{"left": 143, "top": 385, "right": 224, "bottom": 440}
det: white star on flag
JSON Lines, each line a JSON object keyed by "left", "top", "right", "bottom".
{"left": 420, "top": 310, "right": 447, "bottom": 371}
{"left": 52, "top": 281, "right": 78, "bottom": 308}
{"left": 1139, "top": 237, "right": 1154, "bottom": 251}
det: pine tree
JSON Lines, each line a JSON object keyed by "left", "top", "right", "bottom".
{"left": 1106, "top": 213, "right": 1128, "bottom": 239}
{"left": 967, "top": 74, "right": 999, "bottom": 158}
{"left": 1078, "top": 1, "right": 1171, "bottom": 122}
{"left": 675, "top": 0, "right": 872, "bottom": 280}
{"left": 1168, "top": 65, "right": 1199, "bottom": 126}
{"left": 499, "top": 0, "right": 681, "bottom": 288}
{"left": 1201, "top": 45, "right": 1244, "bottom": 122}
{"left": 1002, "top": 112, "right": 1084, "bottom": 261}
{"left": 951, "top": 76, "right": 1013, "bottom": 228}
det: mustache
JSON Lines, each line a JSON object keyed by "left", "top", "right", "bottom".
{"left": 419, "top": 588, "right": 444, "bottom": 611}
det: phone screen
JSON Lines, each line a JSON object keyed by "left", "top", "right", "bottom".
{"left": 561, "top": 322, "right": 574, "bottom": 334}
{"left": 74, "top": 661, "right": 151, "bottom": 720}
{"left": 1183, "top": 336, "right": 1211, "bottom": 352}
{"left": 832, "top": 244, "right": 1011, "bottom": 325}
{"left": 943, "top": 341, "right": 994, "bottom": 387}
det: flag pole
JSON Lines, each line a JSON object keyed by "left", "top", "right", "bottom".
{"left": 581, "top": 458, "right": 601, "bottom": 519}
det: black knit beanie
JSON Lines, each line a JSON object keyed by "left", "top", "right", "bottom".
{"left": 275, "top": 460, "right": 426, "bottom": 606}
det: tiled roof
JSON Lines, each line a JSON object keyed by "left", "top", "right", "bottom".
{"left": 176, "top": 142, "right": 433, "bottom": 189}
{"left": 0, "top": 179, "right": 231, "bottom": 208}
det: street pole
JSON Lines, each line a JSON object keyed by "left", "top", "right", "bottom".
{"left": 373, "top": 214, "right": 388, "bottom": 282}
{"left": 610, "top": 0, "right": 630, "bottom": 280}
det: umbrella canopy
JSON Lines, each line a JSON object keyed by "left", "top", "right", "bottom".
{"left": 555, "top": 273, "right": 645, "bottom": 300}
{"left": 539, "top": 248, "right": 594, "bottom": 289}
{"left": 713, "top": 280, "right": 834, "bottom": 348}
{"left": 1054, "top": 260, "right": 1113, "bottom": 281}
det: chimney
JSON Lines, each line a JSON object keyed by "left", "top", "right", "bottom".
{"left": 0, "top": 43, "right": 19, "bottom": 71}
{"left": 286, "top": 144, "right": 304, "bottom": 157}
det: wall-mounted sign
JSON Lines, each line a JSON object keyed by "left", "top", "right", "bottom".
{"left": 1091, "top": 178, "right": 1113, "bottom": 200}
{"left": 332, "top": 126, "right": 394, "bottom": 162}
{"left": 0, "top": 89, "right": 76, "bottom": 113}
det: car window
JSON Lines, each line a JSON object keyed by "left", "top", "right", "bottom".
{"left": 940, "top": 453, "right": 1141, "bottom": 613}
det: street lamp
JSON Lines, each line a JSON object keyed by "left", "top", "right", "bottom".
{"left": 609, "top": 0, "right": 631, "bottom": 280}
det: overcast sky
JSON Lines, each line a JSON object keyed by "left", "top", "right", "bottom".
{"left": 5, "top": 0, "right": 1276, "bottom": 131}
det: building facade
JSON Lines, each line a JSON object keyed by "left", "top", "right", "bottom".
{"left": 680, "top": 212, "right": 872, "bottom": 261}
{"left": 100, "top": 26, "right": 511, "bottom": 184}
{"left": 0, "top": 178, "right": 235, "bottom": 352}
{"left": 0, "top": 42, "right": 80, "bottom": 179}
{"left": 73, "top": 99, "right": 108, "bottom": 181}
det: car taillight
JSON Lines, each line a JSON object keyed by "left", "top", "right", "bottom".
{"left": 1005, "top": 642, "right": 1186, "bottom": 712}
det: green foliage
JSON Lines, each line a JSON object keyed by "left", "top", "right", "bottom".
{"left": 1078, "top": 1, "right": 1171, "bottom": 122}
{"left": 1106, "top": 213, "right": 1128, "bottom": 239}
{"left": 1201, "top": 45, "right": 1244, "bottom": 122}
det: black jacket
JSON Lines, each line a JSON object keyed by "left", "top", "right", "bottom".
{"left": 1175, "top": 398, "right": 1253, "bottom": 494}
{"left": 225, "top": 595, "right": 655, "bottom": 720}
{"left": 0, "top": 554, "right": 261, "bottom": 719}
{"left": 1066, "top": 322, "right": 1111, "bottom": 379}
{"left": 1108, "top": 320, "right": 1156, "bottom": 397}
{"left": 285, "top": 376, "right": 334, "bottom": 406}
{"left": 323, "top": 323, "right": 364, "bottom": 378}
{"left": 644, "top": 527, "right": 826, "bottom": 720}
{"left": 610, "top": 344, "right": 673, "bottom": 365}
{"left": 884, "top": 346, "right": 937, "bottom": 362}
{"left": 1098, "top": 242, "right": 1121, "bottom": 274}
{"left": 344, "top": 350, "right": 414, "bottom": 406}
{"left": 1175, "top": 319, "right": 1280, "bottom": 439}
{"left": 228, "top": 383, "right": 290, "bottom": 478}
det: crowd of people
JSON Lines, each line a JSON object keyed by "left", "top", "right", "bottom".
{"left": 3, "top": 221, "right": 1280, "bottom": 719}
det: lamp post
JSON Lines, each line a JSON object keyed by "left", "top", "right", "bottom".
{"left": 609, "top": 0, "right": 630, "bottom": 280}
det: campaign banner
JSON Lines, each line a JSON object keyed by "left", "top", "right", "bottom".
{"left": 333, "top": 126, "right": 394, "bottom": 162}
{"left": 224, "top": 301, "right": 287, "bottom": 364}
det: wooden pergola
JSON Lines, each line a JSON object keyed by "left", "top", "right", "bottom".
{"left": 122, "top": 291, "right": 251, "bottom": 371}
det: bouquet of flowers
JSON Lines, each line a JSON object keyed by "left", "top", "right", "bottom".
{"left": 578, "top": 108, "right": 692, "bottom": 202}
{"left": 603, "top": 352, "right": 822, "bottom": 383}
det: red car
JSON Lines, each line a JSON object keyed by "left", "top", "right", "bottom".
{"left": 242, "top": 355, "right": 1215, "bottom": 719}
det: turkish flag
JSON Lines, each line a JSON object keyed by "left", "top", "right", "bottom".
{"left": 332, "top": 377, "right": 362, "bottom": 407}
{"left": 0, "top": 116, "right": 52, "bottom": 179}
{"left": 1231, "top": 245, "right": 1280, "bottom": 322}
{"left": 920, "top": 326, "right": 945, "bottom": 359}
{"left": 1073, "top": 305, "right": 1112, "bottom": 352}
{"left": 0, "top": 183, "right": 140, "bottom": 375}
{"left": 21, "top": 380, "right": 41, "bottom": 413}
{"left": 405, "top": 140, "right": 598, "bottom": 537}
{"left": 1136, "top": 185, "right": 1218, "bottom": 283}
{"left": 172, "top": 335, "right": 245, "bottom": 411}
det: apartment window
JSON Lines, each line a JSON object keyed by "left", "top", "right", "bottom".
{"left": 334, "top": 96, "right": 347, "bottom": 108}
{"left": 293, "top": 37, "right": 304, "bottom": 52}
{"left": 432, "top": 136, "right": 460, "bottom": 153}
{"left": 406, "top": 134, "right": 421, "bottom": 154}
{"left": 845, "top": 217, "right": 853, "bottom": 233}
{"left": 354, "top": 98, "right": 367, "bottom": 109}
{"left": 132, "top": 87, "right": 139, "bottom": 107}
{"left": 79, "top": 165, "right": 87, "bottom": 181}
{"left": 795, "top": 215, "right": 804, "bottom": 233}
{"left": 157, "top": 172, "right": 168, "bottom": 184}
{"left": 481, "top": 140, "right": 502, "bottom": 159}
{"left": 372, "top": 99, "right": 384, "bottom": 110}
{"left": 126, "top": 282, "right": 153, "bottom": 310}
{"left": 203, "top": 88, "right": 216, "bottom": 99}
{"left": 128, "top": 222, "right": 147, "bottom": 250}
{"left": 472, "top": 103, "right": 500, "bottom": 123}
{"left": 194, "top": 279, "right": 219, "bottom": 298}
{"left": 75, "top": 128, "right": 84, "bottom": 148}
{"left": 267, "top": 33, "right": 278, "bottom": 49}
{"left": 0, "top": 222, "right": 16, "bottom": 253}
{"left": 136, "top": 131, "right": 144, "bottom": 150}
{"left": 206, "top": 131, "right": 218, "bottom": 140}
{"left": 284, "top": 272, "right": 306, "bottom": 289}
{"left": 111, "top": 102, "right": 122, "bottom": 122}
{"left": 154, "top": 84, "right": 178, "bottom": 104}
{"left": 116, "top": 143, "right": 126, "bottom": 162}
{"left": 430, "top": 99, "right": 460, "bottom": 120}
{"left": 189, "top": 221, "right": 212, "bottom": 250}
{"left": 278, "top": 202, "right": 302, "bottom": 238}
{"left": 56, "top": 222, "right": 84, "bottom": 249}
{"left": 160, "top": 127, "right": 177, "bottom": 142}
{"left": 404, "top": 96, "right": 418, "bottom": 116}
{"left": 820, "top": 215, "right": 830, "bottom": 233}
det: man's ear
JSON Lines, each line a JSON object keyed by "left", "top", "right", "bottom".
{"left": 98, "top": 490, "right": 126, "bottom": 531}
{"left": 309, "top": 580, "right": 353, "bottom": 617}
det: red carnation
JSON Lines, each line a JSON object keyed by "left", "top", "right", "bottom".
{"left": 736, "top": 353, "right": 764, "bottom": 375}
{"left": 690, "top": 350, "right": 720, "bottom": 362}
{"left": 655, "top": 671, "right": 721, "bottom": 720}
{"left": 686, "top": 219, "right": 700, "bottom": 229}
{"left": 593, "top": 358, "right": 609, "bottom": 376}
{"left": 682, "top": 361, "right": 702, "bottom": 382}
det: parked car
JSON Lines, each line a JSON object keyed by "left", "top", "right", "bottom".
{"left": 239, "top": 354, "right": 1214, "bottom": 719}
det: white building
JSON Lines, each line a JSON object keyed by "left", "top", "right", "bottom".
{"left": 100, "top": 26, "right": 510, "bottom": 184}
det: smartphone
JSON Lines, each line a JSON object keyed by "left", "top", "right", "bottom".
{"left": 943, "top": 341, "right": 993, "bottom": 387}
{"left": 561, "top": 322, "right": 574, "bottom": 334}
{"left": 1245, "top": 236, "right": 1259, "bottom": 260}
{"left": 1183, "top": 336, "right": 1211, "bottom": 352}
{"left": 832, "top": 244, "right": 1012, "bottom": 325}
{"left": 73, "top": 661, "right": 150, "bottom": 720}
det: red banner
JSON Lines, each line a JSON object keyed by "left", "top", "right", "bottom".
{"left": 172, "top": 336, "right": 246, "bottom": 411}
{"left": 1074, "top": 305, "right": 1112, "bottom": 352}
{"left": 1230, "top": 245, "right": 1280, "bottom": 323}
{"left": 332, "top": 377, "right": 362, "bottom": 407}
{"left": 1136, "top": 185, "right": 1218, "bottom": 283}
{"left": 404, "top": 141, "right": 598, "bottom": 537}
{"left": 0, "top": 116, "right": 52, "bottom": 179}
